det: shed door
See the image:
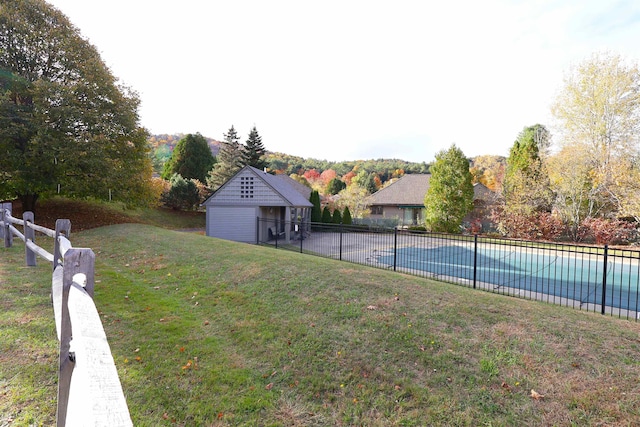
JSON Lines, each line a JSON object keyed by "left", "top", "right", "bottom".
{"left": 207, "top": 206, "right": 257, "bottom": 243}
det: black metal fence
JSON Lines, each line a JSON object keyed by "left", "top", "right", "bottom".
{"left": 257, "top": 218, "right": 640, "bottom": 321}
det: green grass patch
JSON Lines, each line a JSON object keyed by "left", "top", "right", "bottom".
{"left": 2, "top": 224, "right": 640, "bottom": 426}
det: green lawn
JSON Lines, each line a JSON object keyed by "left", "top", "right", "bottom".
{"left": 2, "top": 224, "right": 640, "bottom": 426}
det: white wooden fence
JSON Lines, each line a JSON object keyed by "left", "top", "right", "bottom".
{"left": 0, "top": 202, "right": 132, "bottom": 427}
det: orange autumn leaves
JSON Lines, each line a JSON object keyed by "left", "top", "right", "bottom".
{"left": 179, "top": 346, "right": 198, "bottom": 371}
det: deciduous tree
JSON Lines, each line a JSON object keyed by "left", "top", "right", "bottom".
{"left": 552, "top": 52, "right": 640, "bottom": 219}
{"left": 335, "top": 184, "right": 370, "bottom": 219}
{"left": 546, "top": 146, "right": 599, "bottom": 239}
{"left": 423, "top": 144, "right": 474, "bottom": 233}
{"left": 0, "top": 0, "right": 154, "bottom": 211}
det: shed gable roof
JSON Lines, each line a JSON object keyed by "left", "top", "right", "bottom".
{"left": 204, "top": 166, "right": 312, "bottom": 207}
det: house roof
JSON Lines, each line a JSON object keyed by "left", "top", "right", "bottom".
{"left": 472, "top": 182, "right": 495, "bottom": 201}
{"left": 203, "top": 166, "right": 312, "bottom": 207}
{"left": 368, "top": 174, "right": 431, "bottom": 206}
{"left": 260, "top": 169, "right": 313, "bottom": 207}
{"left": 274, "top": 174, "right": 312, "bottom": 202}
{"left": 368, "top": 175, "right": 496, "bottom": 207}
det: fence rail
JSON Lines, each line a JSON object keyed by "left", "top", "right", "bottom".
{"left": 258, "top": 218, "right": 640, "bottom": 321}
{"left": 0, "top": 203, "right": 132, "bottom": 426}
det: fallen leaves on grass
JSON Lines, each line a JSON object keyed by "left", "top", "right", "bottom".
{"left": 530, "top": 389, "right": 545, "bottom": 400}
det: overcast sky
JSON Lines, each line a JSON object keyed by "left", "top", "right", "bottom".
{"left": 46, "top": 0, "right": 640, "bottom": 162}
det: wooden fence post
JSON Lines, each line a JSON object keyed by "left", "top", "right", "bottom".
{"left": 54, "top": 219, "right": 71, "bottom": 271}
{"left": 2, "top": 203, "right": 12, "bottom": 248}
{"left": 23, "top": 211, "right": 36, "bottom": 267}
{"left": 0, "top": 202, "right": 6, "bottom": 240}
{"left": 56, "top": 248, "right": 95, "bottom": 427}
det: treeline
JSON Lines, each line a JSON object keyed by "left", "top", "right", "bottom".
{"left": 263, "top": 152, "right": 429, "bottom": 180}
{"left": 150, "top": 135, "right": 429, "bottom": 182}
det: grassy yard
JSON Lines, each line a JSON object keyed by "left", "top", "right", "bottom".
{"left": 2, "top": 221, "right": 640, "bottom": 426}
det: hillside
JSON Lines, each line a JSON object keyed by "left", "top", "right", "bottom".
{"left": 2, "top": 200, "right": 640, "bottom": 425}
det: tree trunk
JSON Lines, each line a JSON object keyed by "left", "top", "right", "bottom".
{"left": 19, "top": 193, "right": 39, "bottom": 214}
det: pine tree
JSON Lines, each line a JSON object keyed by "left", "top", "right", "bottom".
{"left": 309, "top": 190, "right": 322, "bottom": 223}
{"left": 342, "top": 206, "right": 353, "bottom": 225}
{"left": 321, "top": 206, "right": 332, "bottom": 223}
{"left": 332, "top": 208, "right": 342, "bottom": 224}
{"left": 242, "top": 126, "right": 267, "bottom": 170}
{"left": 206, "top": 126, "right": 243, "bottom": 190}
{"left": 326, "top": 177, "right": 346, "bottom": 195}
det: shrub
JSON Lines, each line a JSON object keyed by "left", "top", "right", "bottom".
{"left": 161, "top": 174, "right": 200, "bottom": 210}
{"left": 580, "top": 217, "right": 638, "bottom": 245}
{"left": 321, "top": 206, "right": 332, "bottom": 223}
{"left": 342, "top": 207, "right": 353, "bottom": 225}
{"left": 332, "top": 208, "right": 342, "bottom": 224}
{"left": 493, "top": 208, "right": 564, "bottom": 241}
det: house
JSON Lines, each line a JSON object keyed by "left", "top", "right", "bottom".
{"left": 203, "top": 166, "right": 313, "bottom": 243}
{"left": 367, "top": 174, "right": 431, "bottom": 226}
{"left": 367, "top": 174, "right": 496, "bottom": 229}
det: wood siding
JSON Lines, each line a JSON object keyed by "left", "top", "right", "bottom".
{"left": 206, "top": 206, "right": 257, "bottom": 243}
{"left": 209, "top": 169, "right": 288, "bottom": 206}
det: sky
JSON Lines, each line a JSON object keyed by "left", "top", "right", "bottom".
{"left": 46, "top": 0, "right": 640, "bottom": 162}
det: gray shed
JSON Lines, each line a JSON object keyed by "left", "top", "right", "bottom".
{"left": 203, "top": 166, "right": 313, "bottom": 243}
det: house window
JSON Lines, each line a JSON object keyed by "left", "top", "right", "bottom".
{"left": 371, "top": 205, "right": 383, "bottom": 215}
{"left": 240, "top": 176, "right": 254, "bottom": 198}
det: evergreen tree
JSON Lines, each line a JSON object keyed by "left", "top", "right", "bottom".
{"left": 363, "top": 173, "right": 378, "bottom": 194}
{"left": 503, "top": 125, "right": 553, "bottom": 214}
{"left": 321, "top": 206, "right": 332, "bottom": 223}
{"left": 342, "top": 206, "right": 353, "bottom": 225}
{"left": 242, "top": 126, "right": 267, "bottom": 170}
{"left": 332, "top": 208, "right": 343, "bottom": 224}
{"left": 161, "top": 133, "right": 215, "bottom": 182}
{"left": 207, "top": 126, "right": 243, "bottom": 190}
{"left": 326, "top": 177, "right": 346, "bottom": 195}
{"left": 424, "top": 144, "right": 474, "bottom": 233}
{"left": 309, "top": 190, "right": 322, "bottom": 223}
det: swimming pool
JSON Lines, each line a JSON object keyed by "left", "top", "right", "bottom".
{"left": 378, "top": 244, "right": 640, "bottom": 314}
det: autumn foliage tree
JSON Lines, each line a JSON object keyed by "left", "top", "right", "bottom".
{"left": 552, "top": 52, "right": 640, "bottom": 223}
